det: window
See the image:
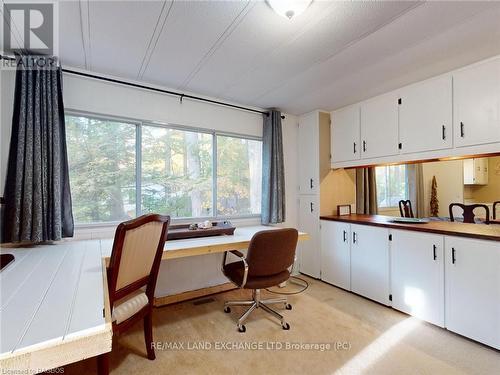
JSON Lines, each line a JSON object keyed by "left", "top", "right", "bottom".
{"left": 375, "top": 165, "right": 408, "bottom": 208}
{"left": 65, "top": 113, "right": 262, "bottom": 224}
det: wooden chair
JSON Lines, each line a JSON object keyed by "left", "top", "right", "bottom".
{"left": 398, "top": 200, "right": 414, "bottom": 218}
{"left": 493, "top": 201, "right": 499, "bottom": 220}
{"left": 449, "top": 203, "right": 490, "bottom": 224}
{"left": 98, "top": 214, "right": 170, "bottom": 375}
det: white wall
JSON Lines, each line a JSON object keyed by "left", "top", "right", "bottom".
{"left": 1, "top": 70, "right": 15, "bottom": 194}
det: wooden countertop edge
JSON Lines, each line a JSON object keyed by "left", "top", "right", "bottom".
{"left": 320, "top": 215, "right": 500, "bottom": 242}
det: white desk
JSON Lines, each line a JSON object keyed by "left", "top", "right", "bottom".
{"left": 0, "top": 241, "right": 112, "bottom": 373}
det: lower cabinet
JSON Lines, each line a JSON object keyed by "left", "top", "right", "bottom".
{"left": 391, "top": 230, "right": 445, "bottom": 327}
{"left": 298, "top": 196, "right": 320, "bottom": 278}
{"left": 350, "top": 224, "right": 390, "bottom": 305}
{"left": 445, "top": 236, "right": 500, "bottom": 349}
{"left": 320, "top": 221, "right": 351, "bottom": 290}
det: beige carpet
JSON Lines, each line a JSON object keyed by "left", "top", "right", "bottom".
{"left": 63, "top": 277, "right": 499, "bottom": 375}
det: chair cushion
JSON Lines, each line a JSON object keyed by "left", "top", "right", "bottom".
{"left": 112, "top": 290, "right": 149, "bottom": 324}
{"left": 223, "top": 261, "right": 290, "bottom": 289}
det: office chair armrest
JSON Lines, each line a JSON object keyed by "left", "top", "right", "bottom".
{"left": 221, "top": 250, "right": 249, "bottom": 288}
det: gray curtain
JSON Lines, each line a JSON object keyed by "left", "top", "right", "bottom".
{"left": 261, "top": 110, "right": 285, "bottom": 224}
{"left": 407, "top": 163, "right": 425, "bottom": 218}
{"left": 3, "top": 56, "right": 74, "bottom": 243}
{"left": 356, "top": 167, "right": 378, "bottom": 215}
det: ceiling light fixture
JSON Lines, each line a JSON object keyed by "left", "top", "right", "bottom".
{"left": 267, "top": 0, "right": 313, "bottom": 20}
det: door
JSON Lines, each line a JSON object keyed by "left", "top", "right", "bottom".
{"left": 298, "top": 196, "right": 320, "bottom": 278}
{"left": 320, "top": 221, "right": 351, "bottom": 290}
{"left": 298, "top": 112, "right": 319, "bottom": 194}
{"left": 445, "top": 236, "right": 500, "bottom": 349}
{"left": 360, "top": 91, "right": 400, "bottom": 159}
{"left": 350, "top": 224, "right": 390, "bottom": 305}
{"left": 454, "top": 57, "right": 500, "bottom": 147}
{"left": 331, "top": 105, "right": 360, "bottom": 163}
{"left": 399, "top": 75, "right": 452, "bottom": 153}
{"left": 391, "top": 230, "right": 444, "bottom": 327}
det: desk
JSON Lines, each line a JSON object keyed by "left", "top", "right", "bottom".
{"left": 0, "top": 225, "right": 308, "bottom": 373}
{"left": 0, "top": 240, "right": 112, "bottom": 373}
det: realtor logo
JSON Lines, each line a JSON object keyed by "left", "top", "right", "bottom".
{"left": 2, "top": 1, "right": 57, "bottom": 55}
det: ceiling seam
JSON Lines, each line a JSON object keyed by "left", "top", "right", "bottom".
{"left": 248, "top": 1, "right": 426, "bottom": 103}
{"left": 78, "top": 0, "right": 88, "bottom": 69}
{"left": 137, "top": 0, "right": 169, "bottom": 79}
{"left": 138, "top": 0, "right": 174, "bottom": 79}
{"left": 0, "top": 0, "right": 28, "bottom": 56}
{"left": 178, "top": 0, "right": 256, "bottom": 91}
{"left": 86, "top": 0, "right": 92, "bottom": 70}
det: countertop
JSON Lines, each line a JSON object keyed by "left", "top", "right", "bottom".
{"left": 320, "top": 214, "right": 500, "bottom": 242}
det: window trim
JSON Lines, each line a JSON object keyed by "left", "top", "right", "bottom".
{"left": 65, "top": 109, "right": 263, "bottom": 227}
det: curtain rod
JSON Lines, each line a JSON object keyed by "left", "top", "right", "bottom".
{"left": 0, "top": 54, "right": 285, "bottom": 119}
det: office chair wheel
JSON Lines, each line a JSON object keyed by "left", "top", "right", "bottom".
{"left": 285, "top": 303, "right": 292, "bottom": 310}
{"left": 238, "top": 324, "right": 246, "bottom": 333}
{"left": 282, "top": 322, "right": 290, "bottom": 330}
{"left": 224, "top": 306, "right": 231, "bottom": 313}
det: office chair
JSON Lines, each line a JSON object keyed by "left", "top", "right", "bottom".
{"left": 449, "top": 203, "right": 490, "bottom": 224}
{"left": 398, "top": 200, "right": 414, "bottom": 218}
{"left": 221, "top": 228, "right": 298, "bottom": 332}
{"left": 98, "top": 214, "right": 170, "bottom": 375}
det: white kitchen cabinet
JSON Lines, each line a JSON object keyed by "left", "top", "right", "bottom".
{"left": 360, "top": 92, "right": 399, "bottom": 159}
{"left": 320, "top": 220, "right": 351, "bottom": 290}
{"left": 298, "top": 111, "right": 320, "bottom": 195}
{"left": 350, "top": 224, "right": 390, "bottom": 305}
{"left": 454, "top": 57, "right": 500, "bottom": 147}
{"left": 399, "top": 75, "right": 452, "bottom": 154}
{"left": 331, "top": 105, "right": 360, "bottom": 163}
{"left": 445, "top": 236, "right": 500, "bottom": 349}
{"left": 463, "top": 158, "right": 488, "bottom": 185}
{"left": 298, "top": 196, "right": 320, "bottom": 278}
{"left": 391, "top": 230, "right": 445, "bottom": 327}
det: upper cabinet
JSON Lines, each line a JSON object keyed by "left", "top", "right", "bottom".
{"left": 298, "top": 111, "right": 320, "bottom": 195}
{"left": 360, "top": 92, "right": 399, "bottom": 159}
{"left": 399, "top": 75, "right": 453, "bottom": 154}
{"left": 463, "top": 158, "right": 488, "bottom": 185}
{"left": 331, "top": 105, "right": 360, "bottom": 163}
{"left": 454, "top": 57, "right": 500, "bottom": 147}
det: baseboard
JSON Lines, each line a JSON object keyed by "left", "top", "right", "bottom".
{"left": 154, "top": 282, "right": 236, "bottom": 307}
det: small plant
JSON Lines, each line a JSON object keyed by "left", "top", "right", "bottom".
{"left": 430, "top": 176, "right": 439, "bottom": 217}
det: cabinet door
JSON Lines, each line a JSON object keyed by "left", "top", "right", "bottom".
{"left": 391, "top": 230, "right": 444, "bottom": 327}
{"left": 320, "top": 221, "right": 351, "bottom": 290}
{"left": 350, "top": 224, "right": 390, "bottom": 305}
{"left": 454, "top": 57, "right": 500, "bottom": 147}
{"left": 298, "top": 112, "right": 319, "bottom": 195}
{"left": 445, "top": 236, "right": 500, "bottom": 349}
{"left": 331, "top": 105, "right": 360, "bottom": 163}
{"left": 399, "top": 76, "right": 452, "bottom": 154}
{"left": 360, "top": 92, "right": 400, "bottom": 159}
{"left": 298, "top": 196, "right": 320, "bottom": 278}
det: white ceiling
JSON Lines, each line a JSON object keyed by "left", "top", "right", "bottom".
{"left": 36, "top": 1, "right": 500, "bottom": 114}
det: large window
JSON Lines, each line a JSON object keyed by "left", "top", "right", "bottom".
{"left": 66, "top": 114, "right": 262, "bottom": 224}
{"left": 375, "top": 165, "right": 408, "bottom": 208}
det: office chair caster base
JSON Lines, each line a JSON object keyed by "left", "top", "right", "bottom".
{"left": 238, "top": 324, "right": 246, "bottom": 333}
{"left": 224, "top": 306, "right": 231, "bottom": 313}
{"left": 282, "top": 322, "right": 290, "bottom": 330}
{"left": 285, "top": 303, "right": 292, "bottom": 310}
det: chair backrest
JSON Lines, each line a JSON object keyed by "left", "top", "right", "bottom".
{"left": 107, "top": 214, "right": 170, "bottom": 306}
{"left": 398, "top": 200, "right": 414, "bottom": 218}
{"left": 245, "top": 228, "right": 298, "bottom": 277}
{"left": 449, "top": 203, "right": 490, "bottom": 224}
{"left": 493, "top": 201, "right": 499, "bottom": 220}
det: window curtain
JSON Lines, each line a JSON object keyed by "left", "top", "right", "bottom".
{"left": 356, "top": 167, "right": 378, "bottom": 215}
{"left": 407, "top": 163, "right": 425, "bottom": 218}
{"left": 3, "top": 56, "right": 74, "bottom": 243}
{"left": 261, "top": 110, "right": 285, "bottom": 224}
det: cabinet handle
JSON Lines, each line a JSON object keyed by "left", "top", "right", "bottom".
{"left": 343, "top": 230, "right": 347, "bottom": 242}
{"left": 442, "top": 125, "right": 446, "bottom": 140}
{"left": 310, "top": 202, "right": 314, "bottom": 213}
{"left": 452, "top": 247, "right": 456, "bottom": 264}
{"left": 362, "top": 140, "right": 367, "bottom": 152}
{"left": 353, "top": 142, "right": 357, "bottom": 154}
{"left": 433, "top": 244, "right": 437, "bottom": 260}
{"left": 310, "top": 178, "right": 314, "bottom": 189}
{"left": 352, "top": 232, "right": 357, "bottom": 244}
{"left": 460, "top": 122, "right": 465, "bottom": 138}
